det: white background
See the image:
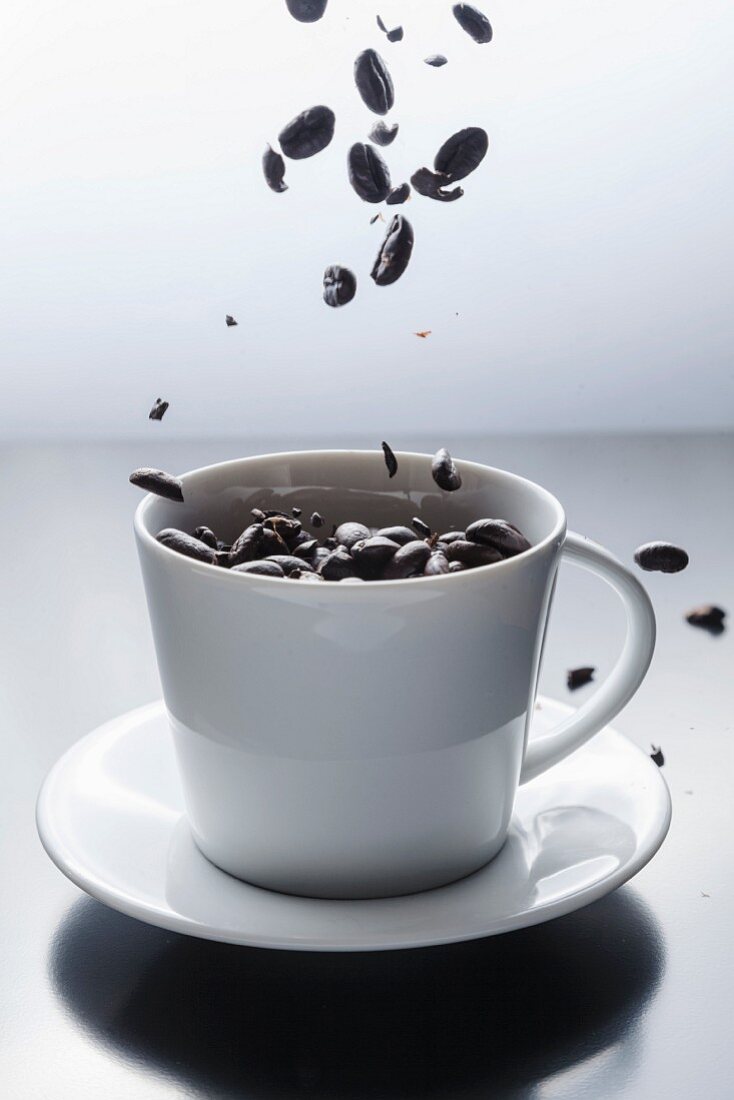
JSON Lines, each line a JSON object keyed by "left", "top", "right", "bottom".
{"left": 1, "top": 0, "right": 733, "bottom": 439}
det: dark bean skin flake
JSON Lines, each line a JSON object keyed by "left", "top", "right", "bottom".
{"left": 432, "top": 448, "right": 462, "bottom": 491}
{"left": 310, "top": 511, "right": 325, "bottom": 528}
{"left": 148, "top": 398, "right": 168, "bottom": 421}
{"left": 262, "top": 144, "right": 288, "bottom": 193}
{"left": 354, "top": 49, "right": 395, "bottom": 115}
{"left": 369, "top": 121, "right": 399, "bottom": 146}
{"left": 453, "top": 3, "right": 493, "bottom": 44}
{"left": 411, "top": 167, "right": 463, "bottom": 202}
{"left": 156, "top": 528, "right": 216, "bottom": 563}
{"left": 650, "top": 745, "right": 665, "bottom": 767}
{"left": 278, "top": 105, "right": 335, "bottom": 160}
{"left": 386, "top": 182, "right": 410, "bottom": 205}
{"left": 634, "top": 542, "right": 689, "bottom": 573}
{"left": 387, "top": 26, "right": 404, "bottom": 42}
{"left": 381, "top": 440, "right": 398, "bottom": 478}
{"left": 425, "top": 55, "right": 448, "bottom": 67}
{"left": 323, "top": 265, "right": 357, "bottom": 307}
{"left": 567, "top": 666, "right": 595, "bottom": 691}
{"left": 130, "top": 468, "right": 184, "bottom": 502}
{"left": 225, "top": 315, "right": 238, "bottom": 326}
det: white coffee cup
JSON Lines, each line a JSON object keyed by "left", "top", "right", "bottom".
{"left": 134, "top": 451, "right": 655, "bottom": 899}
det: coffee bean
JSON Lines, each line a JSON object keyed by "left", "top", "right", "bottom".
{"left": 449, "top": 560, "right": 467, "bottom": 572}
{"left": 685, "top": 605, "right": 726, "bottom": 634}
{"left": 650, "top": 745, "right": 665, "bottom": 767}
{"left": 323, "top": 264, "right": 357, "bottom": 306}
{"left": 377, "top": 525, "right": 415, "bottom": 545}
{"left": 348, "top": 143, "right": 391, "bottom": 203}
{"left": 445, "top": 540, "right": 502, "bottom": 567}
{"left": 334, "top": 522, "right": 371, "bottom": 549}
{"left": 156, "top": 528, "right": 216, "bottom": 563}
{"left": 266, "top": 555, "right": 315, "bottom": 575}
{"left": 411, "top": 167, "right": 463, "bottom": 202}
{"left": 432, "top": 448, "right": 462, "bottom": 491}
{"left": 278, "top": 105, "right": 335, "bottom": 160}
{"left": 384, "top": 540, "right": 431, "bottom": 579}
{"left": 434, "top": 127, "right": 489, "bottom": 181}
{"left": 292, "top": 507, "right": 302, "bottom": 517}
{"left": 369, "top": 121, "right": 399, "bottom": 146}
{"left": 321, "top": 547, "right": 357, "bottom": 580}
{"left": 354, "top": 49, "right": 395, "bottom": 115}
{"left": 130, "top": 468, "right": 184, "bottom": 502}
{"left": 293, "top": 538, "right": 319, "bottom": 559}
{"left": 193, "top": 526, "right": 218, "bottom": 549}
{"left": 324, "top": 536, "right": 338, "bottom": 550}
{"left": 225, "top": 315, "right": 238, "bottom": 326}
{"left": 453, "top": 3, "right": 493, "bottom": 44}
{"left": 285, "top": 0, "right": 327, "bottom": 21}
{"left": 251, "top": 508, "right": 266, "bottom": 522}
{"left": 438, "top": 530, "right": 465, "bottom": 544}
{"left": 265, "top": 515, "right": 302, "bottom": 544}
{"left": 466, "top": 518, "right": 530, "bottom": 557}
{"left": 371, "top": 214, "right": 414, "bottom": 286}
{"left": 381, "top": 441, "right": 398, "bottom": 478}
{"left": 260, "top": 527, "right": 289, "bottom": 556}
{"left": 567, "top": 666, "right": 595, "bottom": 691}
{"left": 310, "top": 511, "right": 325, "bottom": 528}
{"left": 634, "top": 542, "right": 689, "bottom": 574}
{"left": 310, "top": 546, "right": 331, "bottom": 568}
{"left": 425, "top": 54, "right": 448, "bottom": 67}
{"left": 386, "top": 182, "right": 410, "bottom": 205}
{"left": 262, "top": 144, "right": 288, "bottom": 192}
{"left": 232, "top": 560, "right": 285, "bottom": 577}
{"left": 261, "top": 508, "right": 290, "bottom": 518}
{"left": 229, "top": 523, "right": 265, "bottom": 566}
{"left": 411, "top": 517, "right": 432, "bottom": 538}
{"left": 148, "top": 398, "right": 169, "bottom": 421}
{"left": 425, "top": 550, "right": 450, "bottom": 575}
{"left": 351, "top": 536, "right": 400, "bottom": 569}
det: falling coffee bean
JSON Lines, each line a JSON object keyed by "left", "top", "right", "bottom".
{"left": 381, "top": 440, "right": 398, "bottom": 478}
{"left": 193, "top": 526, "right": 218, "bottom": 549}
{"left": 278, "top": 105, "right": 335, "bottom": 160}
{"left": 384, "top": 540, "right": 431, "bottom": 579}
{"left": 323, "top": 265, "right": 357, "bottom": 307}
{"left": 386, "top": 182, "right": 410, "bottom": 205}
{"left": 285, "top": 0, "right": 328, "bottom": 22}
{"left": 685, "top": 605, "right": 726, "bottom": 634}
{"left": 321, "top": 547, "right": 357, "bottom": 580}
{"left": 411, "top": 517, "right": 432, "bottom": 538}
{"left": 445, "top": 540, "right": 502, "bottom": 567}
{"left": 377, "top": 525, "right": 415, "bottom": 545}
{"left": 650, "top": 745, "right": 665, "bottom": 767}
{"left": 229, "top": 523, "right": 265, "bottom": 566}
{"left": 434, "top": 126, "right": 489, "bottom": 181}
{"left": 425, "top": 550, "right": 450, "bottom": 575}
{"left": 232, "top": 560, "right": 285, "bottom": 577}
{"left": 225, "top": 315, "right": 238, "bottom": 327}
{"left": 425, "top": 54, "right": 448, "bottom": 66}
{"left": 354, "top": 48, "right": 395, "bottom": 115}
{"left": 334, "top": 521, "right": 371, "bottom": 549}
{"left": 371, "top": 214, "right": 414, "bottom": 286}
{"left": 634, "top": 542, "right": 689, "bottom": 574}
{"left": 155, "top": 529, "right": 216, "bottom": 563}
{"left": 453, "top": 3, "right": 493, "bottom": 43}
{"left": 369, "top": 121, "right": 399, "bottom": 146}
{"left": 567, "top": 666, "right": 595, "bottom": 691}
{"left": 348, "top": 142, "right": 391, "bottom": 203}
{"left": 466, "top": 518, "right": 530, "bottom": 557}
{"left": 129, "top": 468, "right": 184, "bottom": 502}
{"left": 432, "top": 448, "right": 462, "bottom": 491}
{"left": 148, "top": 398, "right": 168, "bottom": 421}
{"left": 411, "top": 167, "right": 463, "bottom": 202}
{"left": 310, "top": 511, "right": 325, "bottom": 528}
{"left": 262, "top": 144, "right": 288, "bottom": 193}
{"left": 387, "top": 26, "right": 403, "bottom": 42}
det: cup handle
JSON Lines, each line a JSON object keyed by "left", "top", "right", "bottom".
{"left": 520, "top": 531, "right": 656, "bottom": 785}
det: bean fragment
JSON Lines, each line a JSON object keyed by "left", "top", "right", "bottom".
{"left": 130, "top": 468, "right": 184, "bottom": 502}
{"left": 411, "top": 517, "right": 432, "bottom": 538}
{"left": 155, "top": 528, "right": 216, "bottom": 563}
{"left": 567, "top": 666, "right": 595, "bottom": 691}
{"left": 411, "top": 168, "right": 463, "bottom": 202}
{"left": 354, "top": 49, "right": 395, "bottom": 116}
{"left": 634, "top": 542, "right": 689, "bottom": 574}
{"left": 348, "top": 143, "right": 391, "bottom": 203}
{"left": 434, "top": 127, "right": 488, "bottom": 181}
{"left": 466, "top": 518, "right": 530, "bottom": 557}
{"left": 425, "top": 55, "right": 448, "bottom": 67}
{"left": 386, "top": 182, "right": 410, "bottom": 205}
{"left": 369, "top": 121, "right": 398, "bottom": 146}
{"left": 225, "top": 315, "right": 238, "bottom": 327}
{"left": 377, "top": 15, "right": 403, "bottom": 41}
{"left": 334, "top": 522, "right": 371, "bottom": 549}
{"left": 148, "top": 398, "right": 168, "bottom": 421}
{"left": 685, "top": 605, "right": 726, "bottom": 634}
{"left": 377, "top": 525, "right": 415, "bottom": 545}
{"left": 285, "top": 0, "right": 328, "bottom": 22}
{"left": 371, "top": 214, "right": 414, "bottom": 286}
{"left": 278, "top": 105, "right": 335, "bottom": 160}
{"left": 323, "top": 264, "right": 357, "bottom": 307}
{"left": 310, "top": 511, "right": 325, "bottom": 528}
{"left": 292, "top": 507, "right": 302, "bottom": 517}
{"left": 381, "top": 440, "right": 398, "bottom": 478}
{"left": 193, "top": 526, "right": 218, "bottom": 549}
{"left": 232, "top": 560, "right": 284, "bottom": 577}
{"left": 384, "top": 540, "right": 431, "bottom": 579}
{"left": 453, "top": 3, "right": 493, "bottom": 44}
{"left": 650, "top": 745, "right": 665, "bottom": 767}
{"left": 262, "top": 144, "right": 288, "bottom": 192}
{"left": 432, "top": 448, "right": 462, "bottom": 491}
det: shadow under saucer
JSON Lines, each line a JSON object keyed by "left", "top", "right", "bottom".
{"left": 50, "top": 887, "right": 665, "bottom": 1099}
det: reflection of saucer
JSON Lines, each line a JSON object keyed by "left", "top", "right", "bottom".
{"left": 37, "top": 697, "right": 671, "bottom": 952}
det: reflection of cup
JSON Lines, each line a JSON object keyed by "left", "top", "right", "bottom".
{"left": 134, "top": 450, "right": 655, "bottom": 899}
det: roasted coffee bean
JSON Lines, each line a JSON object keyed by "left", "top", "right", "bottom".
{"left": 425, "top": 54, "right": 448, "bottom": 67}
{"left": 278, "top": 105, "right": 335, "bottom": 160}
{"left": 445, "top": 540, "right": 502, "bottom": 567}
{"left": 434, "top": 127, "right": 489, "bottom": 181}
{"left": 381, "top": 440, "right": 398, "bottom": 478}
{"left": 155, "top": 528, "right": 216, "bottom": 563}
{"left": 232, "top": 560, "right": 284, "bottom": 577}
{"left": 386, "top": 182, "right": 410, "bottom": 205}
{"left": 228, "top": 523, "right": 265, "bottom": 566}
{"left": 685, "top": 605, "right": 727, "bottom": 633}
{"left": 453, "top": 3, "right": 493, "bottom": 44}
{"left": 650, "top": 745, "right": 665, "bottom": 767}
{"left": 310, "top": 546, "right": 331, "bottom": 568}
{"left": 411, "top": 167, "right": 463, "bottom": 202}
{"left": 411, "top": 516, "right": 432, "bottom": 539}
{"left": 265, "top": 514, "right": 302, "bottom": 541}
{"left": 438, "top": 530, "right": 465, "bottom": 544}
{"left": 384, "top": 540, "right": 431, "bottom": 579}
{"left": 292, "top": 507, "right": 302, "bottom": 517}
{"left": 371, "top": 214, "right": 414, "bottom": 286}
{"left": 148, "top": 398, "right": 169, "bottom": 421}
{"left": 293, "top": 538, "right": 319, "bottom": 559}
{"left": 466, "top": 518, "right": 530, "bottom": 557}
{"left": 261, "top": 508, "right": 290, "bottom": 518}
{"left": 567, "top": 666, "right": 595, "bottom": 691}
{"left": 334, "top": 522, "right": 371, "bottom": 549}
{"left": 266, "top": 555, "right": 315, "bottom": 575}
{"left": 377, "top": 525, "right": 415, "bottom": 545}
{"left": 449, "top": 560, "right": 467, "bottom": 572}
{"left": 432, "top": 448, "right": 462, "bottom": 491}
{"left": 251, "top": 508, "right": 266, "bottom": 522}
{"left": 369, "top": 121, "right": 399, "bottom": 146}
{"left": 354, "top": 49, "right": 395, "bottom": 115}
{"left": 213, "top": 550, "right": 232, "bottom": 568}
{"left": 323, "top": 264, "right": 357, "bottom": 307}
{"left": 260, "top": 527, "right": 289, "bottom": 556}
{"left": 129, "top": 468, "right": 184, "bottom": 502}
{"left": 193, "top": 526, "right": 218, "bottom": 549}
{"left": 425, "top": 550, "right": 450, "bottom": 575}
{"left": 634, "top": 542, "right": 689, "bottom": 574}
{"left": 225, "top": 315, "right": 238, "bottom": 326}
{"left": 310, "top": 511, "right": 325, "bottom": 528}
{"left": 285, "top": 0, "right": 328, "bottom": 21}
{"left": 321, "top": 547, "right": 357, "bottom": 580}
{"left": 348, "top": 143, "right": 391, "bottom": 203}
{"left": 262, "top": 144, "right": 288, "bottom": 193}
{"left": 351, "top": 536, "right": 400, "bottom": 569}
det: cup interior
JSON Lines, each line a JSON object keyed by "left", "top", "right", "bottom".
{"left": 136, "top": 451, "right": 565, "bottom": 564}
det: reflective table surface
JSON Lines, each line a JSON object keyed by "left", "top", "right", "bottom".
{"left": 1, "top": 432, "right": 732, "bottom": 1098}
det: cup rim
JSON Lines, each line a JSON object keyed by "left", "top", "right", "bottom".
{"left": 134, "top": 449, "right": 567, "bottom": 590}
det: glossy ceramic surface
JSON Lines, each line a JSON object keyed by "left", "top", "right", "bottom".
{"left": 36, "top": 698, "right": 671, "bottom": 952}
{"left": 133, "top": 451, "right": 656, "bottom": 898}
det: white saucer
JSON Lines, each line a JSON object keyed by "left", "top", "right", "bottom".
{"left": 37, "top": 698, "right": 671, "bottom": 952}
